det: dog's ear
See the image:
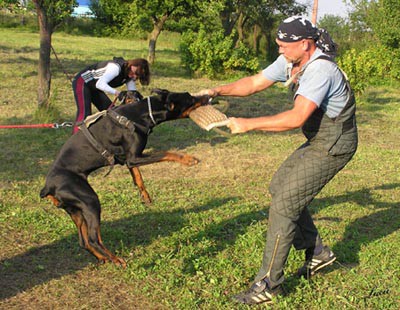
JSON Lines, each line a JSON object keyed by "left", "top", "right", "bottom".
{"left": 151, "top": 88, "right": 169, "bottom": 102}
{"left": 151, "top": 88, "right": 169, "bottom": 96}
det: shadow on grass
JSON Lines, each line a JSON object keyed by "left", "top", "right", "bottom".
{"left": 183, "top": 183, "right": 400, "bottom": 273}
{"left": 328, "top": 183, "right": 400, "bottom": 265}
{"left": 1, "top": 184, "right": 399, "bottom": 300}
{"left": 0, "top": 125, "right": 70, "bottom": 182}
{"left": 0, "top": 196, "right": 235, "bottom": 300}
{"left": 282, "top": 183, "right": 400, "bottom": 294}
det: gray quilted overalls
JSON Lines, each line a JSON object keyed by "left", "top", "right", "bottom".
{"left": 254, "top": 56, "right": 358, "bottom": 287}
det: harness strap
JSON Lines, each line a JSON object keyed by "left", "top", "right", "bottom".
{"left": 107, "top": 109, "right": 135, "bottom": 131}
{"left": 107, "top": 109, "right": 149, "bottom": 135}
{"left": 79, "top": 123, "right": 115, "bottom": 169}
{"left": 79, "top": 109, "right": 153, "bottom": 176}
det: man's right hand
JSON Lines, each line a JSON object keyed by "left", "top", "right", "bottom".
{"left": 192, "top": 89, "right": 218, "bottom": 97}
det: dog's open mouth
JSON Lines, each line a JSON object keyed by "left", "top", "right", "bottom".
{"left": 180, "top": 95, "right": 210, "bottom": 118}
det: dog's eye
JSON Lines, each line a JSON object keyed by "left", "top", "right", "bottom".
{"left": 167, "top": 103, "right": 175, "bottom": 111}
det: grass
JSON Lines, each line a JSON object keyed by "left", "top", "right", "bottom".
{"left": 1, "top": 27, "right": 399, "bottom": 309}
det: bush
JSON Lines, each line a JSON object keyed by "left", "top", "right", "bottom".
{"left": 338, "top": 45, "right": 400, "bottom": 94}
{"left": 0, "top": 10, "right": 38, "bottom": 30}
{"left": 179, "top": 26, "right": 259, "bottom": 79}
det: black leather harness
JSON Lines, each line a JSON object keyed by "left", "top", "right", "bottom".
{"left": 79, "top": 110, "right": 149, "bottom": 173}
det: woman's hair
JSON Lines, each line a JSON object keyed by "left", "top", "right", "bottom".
{"left": 125, "top": 58, "right": 151, "bottom": 85}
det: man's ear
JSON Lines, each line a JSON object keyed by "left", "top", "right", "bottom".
{"left": 303, "top": 39, "right": 313, "bottom": 51}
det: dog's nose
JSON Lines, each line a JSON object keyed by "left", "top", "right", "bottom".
{"left": 200, "top": 95, "right": 212, "bottom": 105}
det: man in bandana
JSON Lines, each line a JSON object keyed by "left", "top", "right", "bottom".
{"left": 195, "top": 16, "right": 357, "bottom": 305}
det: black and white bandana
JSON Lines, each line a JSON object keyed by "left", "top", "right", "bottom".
{"left": 276, "top": 16, "right": 318, "bottom": 42}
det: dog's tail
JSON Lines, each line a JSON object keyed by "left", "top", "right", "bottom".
{"left": 40, "top": 186, "right": 51, "bottom": 199}
{"left": 40, "top": 186, "right": 62, "bottom": 208}
{"left": 40, "top": 182, "right": 55, "bottom": 199}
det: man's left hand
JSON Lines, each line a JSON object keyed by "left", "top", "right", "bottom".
{"left": 227, "top": 117, "right": 249, "bottom": 134}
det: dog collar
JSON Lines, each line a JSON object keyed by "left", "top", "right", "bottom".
{"left": 147, "top": 97, "right": 156, "bottom": 125}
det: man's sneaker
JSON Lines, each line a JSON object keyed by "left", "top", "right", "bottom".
{"left": 233, "top": 279, "right": 283, "bottom": 305}
{"left": 297, "top": 246, "right": 336, "bottom": 278}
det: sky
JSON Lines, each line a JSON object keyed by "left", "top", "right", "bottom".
{"left": 74, "top": 0, "right": 353, "bottom": 20}
{"left": 73, "top": 0, "right": 91, "bottom": 16}
{"left": 296, "top": 0, "right": 352, "bottom": 20}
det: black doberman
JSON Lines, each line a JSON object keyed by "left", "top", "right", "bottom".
{"left": 40, "top": 89, "right": 209, "bottom": 267}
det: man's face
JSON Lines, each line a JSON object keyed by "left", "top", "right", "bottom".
{"left": 275, "top": 39, "right": 305, "bottom": 64}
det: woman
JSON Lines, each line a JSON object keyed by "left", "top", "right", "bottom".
{"left": 72, "top": 57, "right": 150, "bottom": 133}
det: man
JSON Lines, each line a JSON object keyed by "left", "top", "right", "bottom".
{"left": 196, "top": 16, "right": 357, "bottom": 305}
{"left": 72, "top": 57, "right": 150, "bottom": 134}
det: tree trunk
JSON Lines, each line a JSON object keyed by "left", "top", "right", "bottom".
{"left": 148, "top": 14, "right": 169, "bottom": 64}
{"left": 220, "top": 9, "right": 237, "bottom": 37}
{"left": 35, "top": 3, "right": 52, "bottom": 108}
{"left": 311, "top": 0, "right": 318, "bottom": 25}
{"left": 236, "top": 12, "right": 245, "bottom": 46}
{"left": 252, "top": 24, "right": 261, "bottom": 54}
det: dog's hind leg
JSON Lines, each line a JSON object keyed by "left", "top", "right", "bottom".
{"left": 45, "top": 195, "right": 98, "bottom": 254}
{"left": 45, "top": 192, "right": 126, "bottom": 267}
{"left": 76, "top": 195, "right": 127, "bottom": 268}
{"left": 128, "top": 167, "right": 152, "bottom": 204}
{"left": 67, "top": 206, "right": 127, "bottom": 268}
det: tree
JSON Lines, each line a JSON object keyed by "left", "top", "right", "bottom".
{"left": 217, "top": 0, "right": 305, "bottom": 54}
{"left": 366, "top": 0, "right": 400, "bottom": 49}
{"left": 31, "top": 0, "right": 77, "bottom": 107}
{"left": 125, "top": 0, "right": 204, "bottom": 64}
{"left": 89, "top": 0, "right": 130, "bottom": 35}
{"left": 318, "top": 14, "right": 351, "bottom": 54}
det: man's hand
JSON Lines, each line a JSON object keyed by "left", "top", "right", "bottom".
{"left": 227, "top": 117, "right": 249, "bottom": 134}
{"left": 192, "top": 89, "right": 218, "bottom": 97}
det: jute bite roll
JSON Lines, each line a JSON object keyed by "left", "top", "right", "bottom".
{"left": 189, "top": 105, "right": 230, "bottom": 131}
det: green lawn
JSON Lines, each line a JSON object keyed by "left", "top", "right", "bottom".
{"left": 0, "top": 28, "right": 399, "bottom": 309}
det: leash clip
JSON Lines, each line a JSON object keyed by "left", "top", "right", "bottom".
{"left": 53, "top": 122, "right": 73, "bottom": 129}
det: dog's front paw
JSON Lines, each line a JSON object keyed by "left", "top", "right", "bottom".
{"left": 181, "top": 154, "right": 200, "bottom": 166}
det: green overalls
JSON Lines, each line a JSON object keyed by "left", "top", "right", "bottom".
{"left": 254, "top": 57, "right": 358, "bottom": 287}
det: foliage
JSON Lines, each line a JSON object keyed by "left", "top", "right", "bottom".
{"left": 348, "top": 0, "right": 400, "bottom": 50}
{"left": 180, "top": 26, "right": 259, "bottom": 78}
{"left": 89, "top": 0, "right": 130, "bottom": 36}
{"left": 365, "top": 0, "right": 400, "bottom": 49}
{"left": 340, "top": 0, "right": 400, "bottom": 93}
{"left": 32, "top": 0, "right": 78, "bottom": 32}
{"left": 318, "top": 14, "right": 351, "bottom": 56}
{"left": 0, "top": 0, "right": 27, "bottom": 11}
{"left": 338, "top": 45, "right": 400, "bottom": 94}
{"left": 0, "top": 9, "right": 37, "bottom": 29}
{"left": 59, "top": 15, "right": 105, "bottom": 37}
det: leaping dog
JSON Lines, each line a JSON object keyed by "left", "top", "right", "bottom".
{"left": 40, "top": 89, "right": 209, "bottom": 267}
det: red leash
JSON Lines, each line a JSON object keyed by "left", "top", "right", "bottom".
{"left": 0, "top": 122, "right": 73, "bottom": 129}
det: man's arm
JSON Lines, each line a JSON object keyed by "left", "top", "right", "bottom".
{"left": 196, "top": 72, "right": 275, "bottom": 97}
{"left": 228, "top": 95, "right": 318, "bottom": 133}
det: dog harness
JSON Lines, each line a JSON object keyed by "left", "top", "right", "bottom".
{"left": 78, "top": 109, "right": 150, "bottom": 174}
